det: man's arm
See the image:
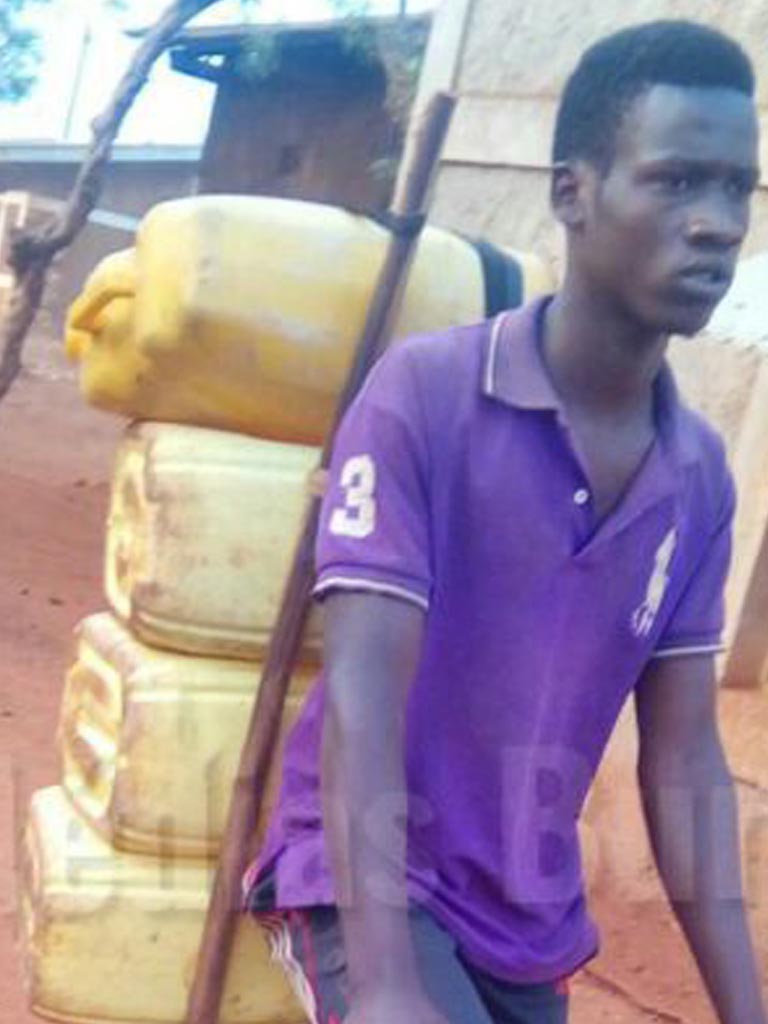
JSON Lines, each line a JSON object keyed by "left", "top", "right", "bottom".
{"left": 635, "top": 654, "right": 766, "bottom": 1024}
{"left": 321, "top": 590, "right": 450, "bottom": 1024}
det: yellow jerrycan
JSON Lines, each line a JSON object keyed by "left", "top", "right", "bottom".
{"left": 21, "top": 786, "right": 304, "bottom": 1024}
{"left": 66, "top": 195, "right": 554, "bottom": 444}
{"left": 106, "top": 421, "right": 322, "bottom": 660}
{"left": 60, "top": 613, "right": 313, "bottom": 859}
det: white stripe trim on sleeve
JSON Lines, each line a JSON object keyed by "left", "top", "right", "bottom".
{"left": 313, "top": 575, "right": 429, "bottom": 611}
{"left": 651, "top": 643, "right": 726, "bottom": 660}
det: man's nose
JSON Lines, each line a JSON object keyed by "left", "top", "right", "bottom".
{"left": 685, "top": 195, "right": 748, "bottom": 249}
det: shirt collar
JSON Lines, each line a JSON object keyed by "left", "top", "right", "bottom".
{"left": 482, "top": 297, "right": 699, "bottom": 470}
{"left": 482, "top": 298, "right": 560, "bottom": 411}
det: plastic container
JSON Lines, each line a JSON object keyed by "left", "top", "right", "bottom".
{"left": 21, "top": 786, "right": 303, "bottom": 1024}
{"left": 105, "top": 421, "right": 322, "bottom": 660}
{"left": 66, "top": 195, "right": 554, "bottom": 444}
{"left": 59, "top": 613, "right": 312, "bottom": 859}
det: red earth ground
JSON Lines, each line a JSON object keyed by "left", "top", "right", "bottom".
{"left": 0, "top": 342, "right": 724, "bottom": 1023}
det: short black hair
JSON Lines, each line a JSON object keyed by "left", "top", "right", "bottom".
{"left": 552, "top": 20, "right": 755, "bottom": 169}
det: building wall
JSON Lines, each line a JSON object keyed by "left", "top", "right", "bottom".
{"left": 198, "top": 45, "right": 398, "bottom": 211}
{"left": 0, "top": 159, "right": 198, "bottom": 220}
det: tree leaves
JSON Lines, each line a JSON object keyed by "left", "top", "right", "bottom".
{"left": 0, "top": 0, "right": 50, "bottom": 102}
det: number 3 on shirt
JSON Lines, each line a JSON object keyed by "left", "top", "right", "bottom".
{"left": 329, "top": 455, "right": 377, "bottom": 538}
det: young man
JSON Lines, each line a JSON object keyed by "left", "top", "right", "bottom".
{"left": 246, "top": 20, "right": 765, "bottom": 1024}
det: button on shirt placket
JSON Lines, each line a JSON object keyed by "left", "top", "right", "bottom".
{"left": 561, "top": 434, "right": 598, "bottom": 548}
{"left": 573, "top": 488, "right": 590, "bottom": 507}
{"left": 570, "top": 485, "right": 594, "bottom": 550}
{"left": 555, "top": 418, "right": 595, "bottom": 549}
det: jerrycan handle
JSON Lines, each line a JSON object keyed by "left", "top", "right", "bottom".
{"left": 64, "top": 326, "right": 91, "bottom": 361}
{"left": 65, "top": 248, "right": 137, "bottom": 359}
{"left": 68, "top": 282, "right": 134, "bottom": 333}
{"left": 65, "top": 264, "right": 137, "bottom": 359}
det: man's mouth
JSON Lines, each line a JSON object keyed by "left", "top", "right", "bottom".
{"left": 673, "top": 263, "right": 734, "bottom": 303}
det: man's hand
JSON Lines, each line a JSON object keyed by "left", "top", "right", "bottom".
{"left": 346, "top": 983, "right": 452, "bottom": 1024}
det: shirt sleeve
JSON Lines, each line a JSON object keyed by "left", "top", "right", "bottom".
{"left": 652, "top": 472, "right": 736, "bottom": 659}
{"left": 313, "top": 341, "right": 432, "bottom": 611}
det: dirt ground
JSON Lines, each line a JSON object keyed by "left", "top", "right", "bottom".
{"left": 0, "top": 345, "right": 726, "bottom": 1023}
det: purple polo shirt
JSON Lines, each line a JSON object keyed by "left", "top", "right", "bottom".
{"left": 251, "top": 298, "right": 734, "bottom": 983}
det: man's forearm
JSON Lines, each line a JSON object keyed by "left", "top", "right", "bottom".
{"left": 640, "top": 740, "right": 766, "bottom": 1024}
{"left": 317, "top": 591, "right": 445, "bottom": 1022}
{"left": 321, "top": 682, "right": 420, "bottom": 994}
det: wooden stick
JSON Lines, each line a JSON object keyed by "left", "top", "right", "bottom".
{"left": 185, "top": 90, "right": 456, "bottom": 1024}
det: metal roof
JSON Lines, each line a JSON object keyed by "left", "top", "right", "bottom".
{"left": 165, "top": 13, "right": 431, "bottom": 85}
{"left": 128, "top": 13, "right": 430, "bottom": 50}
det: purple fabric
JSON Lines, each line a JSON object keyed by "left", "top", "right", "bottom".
{"left": 249, "top": 298, "right": 734, "bottom": 983}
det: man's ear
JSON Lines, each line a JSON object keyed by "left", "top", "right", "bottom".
{"left": 551, "top": 161, "right": 588, "bottom": 230}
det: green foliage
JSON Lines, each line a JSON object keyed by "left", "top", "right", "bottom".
{"left": 0, "top": 0, "right": 167, "bottom": 103}
{"left": 236, "top": 32, "right": 280, "bottom": 82}
{"left": 0, "top": 0, "right": 415, "bottom": 107}
{"left": 329, "top": 0, "right": 373, "bottom": 19}
{"left": 0, "top": 0, "right": 50, "bottom": 102}
{"left": 235, "top": 0, "right": 376, "bottom": 83}
{"left": 236, "top": 0, "right": 415, "bottom": 85}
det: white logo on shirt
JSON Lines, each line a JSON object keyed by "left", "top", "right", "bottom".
{"left": 632, "top": 528, "right": 678, "bottom": 638}
{"left": 329, "top": 454, "right": 377, "bottom": 539}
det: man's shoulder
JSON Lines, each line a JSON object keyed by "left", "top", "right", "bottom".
{"left": 389, "top": 318, "right": 493, "bottom": 375}
{"left": 677, "top": 400, "right": 728, "bottom": 465}
{"left": 367, "top": 318, "right": 495, "bottom": 414}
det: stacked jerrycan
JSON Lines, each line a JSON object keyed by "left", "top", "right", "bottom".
{"left": 21, "top": 195, "right": 554, "bottom": 1024}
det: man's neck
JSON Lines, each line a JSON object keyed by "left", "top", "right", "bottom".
{"left": 542, "top": 282, "right": 669, "bottom": 419}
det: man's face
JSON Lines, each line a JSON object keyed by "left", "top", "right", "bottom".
{"left": 565, "top": 83, "right": 760, "bottom": 337}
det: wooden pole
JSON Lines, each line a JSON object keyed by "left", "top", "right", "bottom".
{"left": 185, "top": 91, "right": 456, "bottom": 1024}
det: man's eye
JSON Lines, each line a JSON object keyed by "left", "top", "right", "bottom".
{"left": 726, "top": 176, "right": 756, "bottom": 199}
{"left": 659, "top": 172, "right": 693, "bottom": 192}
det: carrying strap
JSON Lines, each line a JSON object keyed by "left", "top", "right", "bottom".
{"left": 470, "top": 237, "right": 524, "bottom": 317}
{"left": 371, "top": 210, "right": 428, "bottom": 239}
